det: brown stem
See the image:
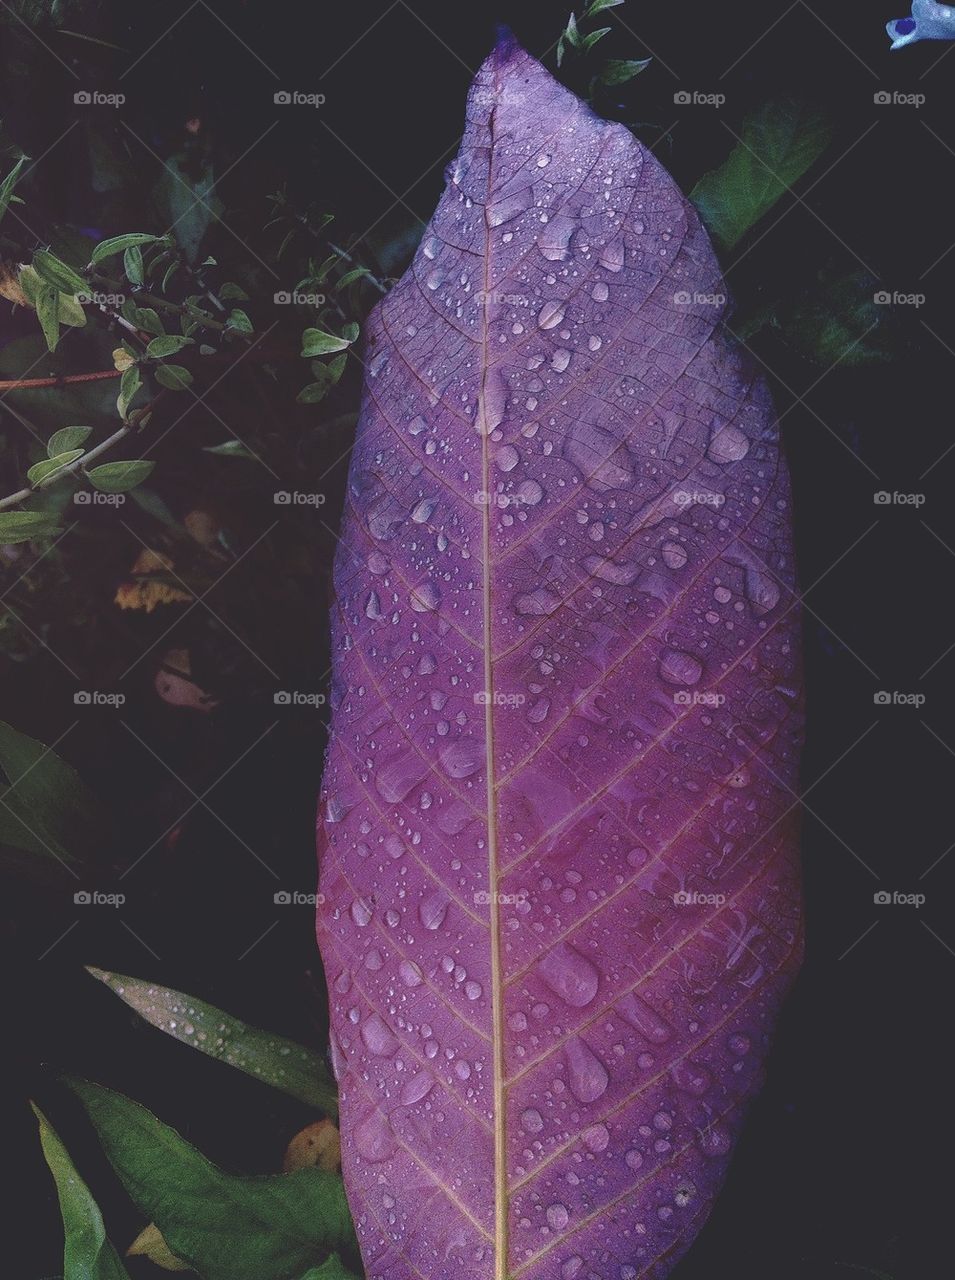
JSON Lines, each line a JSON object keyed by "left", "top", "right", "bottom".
{"left": 0, "top": 369, "right": 120, "bottom": 391}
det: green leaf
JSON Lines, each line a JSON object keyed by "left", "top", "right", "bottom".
{"left": 48, "top": 426, "right": 93, "bottom": 457}
{"left": 28, "top": 449, "right": 85, "bottom": 486}
{"left": 86, "top": 967, "right": 338, "bottom": 1115}
{"left": 57, "top": 293, "right": 88, "bottom": 328}
{"left": 33, "top": 249, "right": 89, "bottom": 296}
{"left": 0, "top": 719, "right": 98, "bottom": 866}
{"left": 298, "top": 1259, "right": 359, "bottom": 1280}
{"left": 87, "top": 460, "right": 155, "bottom": 493}
{"left": 226, "top": 307, "right": 253, "bottom": 334}
{"left": 597, "top": 57, "right": 652, "bottom": 86}
{"left": 67, "top": 1080, "right": 355, "bottom": 1280}
{"left": 123, "top": 244, "right": 144, "bottom": 285}
{"left": 773, "top": 269, "right": 890, "bottom": 368}
{"left": 296, "top": 381, "right": 330, "bottom": 405}
{"left": 302, "top": 328, "right": 350, "bottom": 357}
{"left": 220, "top": 281, "right": 250, "bottom": 301}
{"left": 155, "top": 156, "right": 221, "bottom": 265}
{"left": 118, "top": 365, "right": 143, "bottom": 420}
{"left": 690, "top": 100, "right": 832, "bottom": 251}
{"left": 147, "top": 334, "right": 193, "bottom": 359}
{"left": 154, "top": 364, "right": 194, "bottom": 391}
{"left": 335, "top": 267, "right": 371, "bottom": 291}
{"left": 36, "top": 282, "right": 61, "bottom": 351}
{"left": 32, "top": 1104, "right": 132, "bottom": 1280}
{"left": 132, "top": 306, "right": 165, "bottom": 336}
{"left": 0, "top": 155, "right": 28, "bottom": 228}
{"left": 90, "top": 234, "right": 160, "bottom": 266}
{"left": 0, "top": 510, "right": 61, "bottom": 545}
{"left": 203, "top": 440, "right": 256, "bottom": 459}
{"left": 586, "top": 0, "right": 625, "bottom": 12}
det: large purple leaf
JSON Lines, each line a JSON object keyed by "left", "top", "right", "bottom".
{"left": 316, "top": 35, "right": 803, "bottom": 1280}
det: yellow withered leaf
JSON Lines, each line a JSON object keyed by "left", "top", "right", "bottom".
{"left": 282, "top": 1118, "right": 341, "bottom": 1174}
{"left": 127, "top": 1222, "right": 191, "bottom": 1271}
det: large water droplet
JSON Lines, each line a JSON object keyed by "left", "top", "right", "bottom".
{"left": 538, "top": 942, "right": 600, "bottom": 1007}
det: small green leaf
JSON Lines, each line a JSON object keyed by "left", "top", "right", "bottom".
{"left": 203, "top": 440, "right": 256, "bottom": 459}
{"left": 123, "top": 245, "right": 144, "bottom": 284}
{"left": 597, "top": 57, "right": 652, "bottom": 86}
{"left": 0, "top": 155, "right": 28, "bottom": 227}
{"left": 33, "top": 250, "right": 89, "bottom": 296}
{"left": 296, "top": 381, "right": 330, "bottom": 404}
{"left": 36, "top": 283, "right": 61, "bottom": 351}
{"left": 132, "top": 306, "right": 165, "bottom": 336}
{"left": 579, "top": 26, "right": 612, "bottom": 52}
{"left": 301, "top": 328, "right": 351, "bottom": 357}
{"left": 87, "top": 967, "right": 338, "bottom": 1115}
{"left": 220, "top": 281, "right": 250, "bottom": 300}
{"left": 32, "top": 1104, "right": 132, "bottom": 1280}
{"left": 57, "top": 293, "right": 87, "bottom": 328}
{"left": 226, "top": 307, "right": 253, "bottom": 334}
{"left": 154, "top": 364, "right": 193, "bottom": 391}
{"left": 690, "top": 100, "right": 832, "bottom": 251}
{"left": 90, "top": 233, "right": 160, "bottom": 266}
{"left": 146, "top": 334, "right": 193, "bottom": 359}
{"left": 336, "top": 267, "right": 372, "bottom": 291}
{"left": 48, "top": 426, "right": 93, "bottom": 457}
{"left": 118, "top": 366, "right": 143, "bottom": 420}
{"left": 0, "top": 511, "right": 61, "bottom": 546}
{"left": 87, "top": 460, "right": 155, "bottom": 493}
{"left": 161, "top": 260, "right": 180, "bottom": 293}
{"left": 586, "top": 0, "right": 625, "bottom": 13}
{"left": 298, "top": 1259, "right": 360, "bottom": 1280}
{"left": 342, "top": 321, "right": 359, "bottom": 343}
{"left": 28, "top": 449, "right": 85, "bottom": 486}
{"left": 67, "top": 1080, "right": 355, "bottom": 1280}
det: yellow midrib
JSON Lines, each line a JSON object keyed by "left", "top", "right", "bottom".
{"left": 479, "top": 94, "right": 509, "bottom": 1280}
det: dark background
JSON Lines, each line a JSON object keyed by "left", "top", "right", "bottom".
{"left": 1, "top": 1, "right": 951, "bottom": 1278}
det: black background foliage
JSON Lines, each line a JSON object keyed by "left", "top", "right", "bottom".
{"left": 1, "top": 1, "right": 952, "bottom": 1277}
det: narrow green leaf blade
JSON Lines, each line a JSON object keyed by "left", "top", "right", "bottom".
{"left": 86, "top": 967, "right": 338, "bottom": 1115}
{"left": 32, "top": 1103, "right": 132, "bottom": 1280}
{"left": 37, "top": 282, "right": 61, "bottom": 352}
